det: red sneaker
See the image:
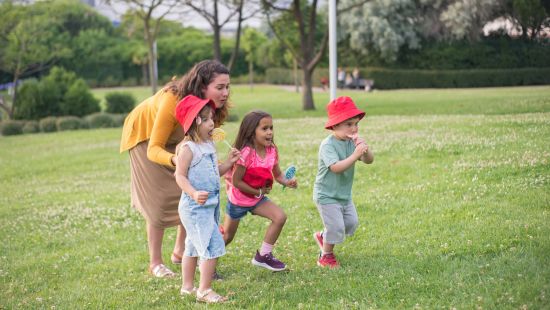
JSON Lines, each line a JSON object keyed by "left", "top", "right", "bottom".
{"left": 313, "top": 231, "right": 323, "bottom": 251}
{"left": 317, "top": 253, "right": 339, "bottom": 268}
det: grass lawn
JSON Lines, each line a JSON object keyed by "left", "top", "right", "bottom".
{"left": 1, "top": 85, "right": 549, "bottom": 308}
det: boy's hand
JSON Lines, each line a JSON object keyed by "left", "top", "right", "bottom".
{"left": 285, "top": 178, "right": 298, "bottom": 188}
{"left": 192, "top": 191, "right": 209, "bottom": 205}
{"left": 353, "top": 141, "right": 369, "bottom": 159}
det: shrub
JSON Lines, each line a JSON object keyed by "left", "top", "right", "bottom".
{"left": 39, "top": 117, "right": 58, "bottom": 133}
{"left": 22, "top": 121, "right": 40, "bottom": 134}
{"left": 79, "top": 118, "right": 90, "bottom": 129}
{"left": 105, "top": 92, "right": 135, "bottom": 113}
{"left": 86, "top": 113, "right": 116, "bottom": 128}
{"left": 60, "top": 79, "right": 100, "bottom": 117}
{"left": 1, "top": 120, "right": 23, "bottom": 136}
{"left": 57, "top": 116, "right": 82, "bottom": 131}
{"left": 111, "top": 113, "right": 127, "bottom": 127}
{"left": 227, "top": 114, "right": 239, "bottom": 122}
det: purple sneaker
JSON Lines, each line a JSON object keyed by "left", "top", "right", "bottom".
{"left": 251, "top": 250, "right": 286, "bottom": 271}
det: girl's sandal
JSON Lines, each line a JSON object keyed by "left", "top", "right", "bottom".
{"left": 171, "top": 252, "right": 182, "bottom": 265}
{"left": 180, "top": 286, "right": 197, "bottom": 296}
{"left": 149, "top": 264, "right": 176, "bottom": 278}
{"left": 196, "top": 288, "right": 228, "bottom": 304}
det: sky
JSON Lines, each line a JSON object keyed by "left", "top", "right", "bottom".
{"left": 93, "top": 0, "right": 263, "bottom": 32}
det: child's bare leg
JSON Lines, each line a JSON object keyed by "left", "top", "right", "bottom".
{"left": 222, "top": 216, "right": 240, "bottom": 246}
{"left": 252, "top": 201, "right": 287, "bottom": 244}
{"left": 198, "top": 258, "right": 217, "bottom": 292}
{"left": 182, "top": 256, "right": 197, "bottom": 291}
{"left": 173, "top": 224, "right": 185, "bottom": 258}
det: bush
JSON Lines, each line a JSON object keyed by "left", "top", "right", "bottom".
{"left": 105, "top": 92, "right": 135, "bottom": 113}
{"left": 57, "top": 116, "right": 82, "bottom": 131}
{"left": 1, "top": 120, "right": 23, "bottom": 136}
{"left": 265, "top": 67, "right": 550, "bottom": 89}
{"left": 79, "top": 118, "right": 90, "bottom": 129}
{"left": 22, "top": 121, "right": 40, "bottom": 134}
{"left": 15, "top": 67, "right": 100, "bottom": 120}
{"left": 86, "top": 113, "right": 116, "bottom": 128}
{"left": 60, "top": 79, "right": 100, "bottom": 117}
{"left": 39, "top": 116, "right": 58, "bottom": 133}
{"left": 14, "top": 79, "right": 63, "bottom": 120}
{"left": 111, "top": 113, "right": 127, "bottom": 127}
{"left": 227, "top": 114, "right": 239, "bottom": 122}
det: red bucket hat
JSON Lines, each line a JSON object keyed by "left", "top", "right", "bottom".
{"left": 175, "top": 95, "right": 216, "bottom": 133}
{"left": 325, "top": 96, "right": 365, "bottom": 129}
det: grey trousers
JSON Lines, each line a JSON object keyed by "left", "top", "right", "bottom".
{"left": 315, "top": 201, "right": 359, "bottom": 244}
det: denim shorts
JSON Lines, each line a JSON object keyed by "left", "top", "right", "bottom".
{"left": 226, "top": 196, "right": 269, "bottom": 220}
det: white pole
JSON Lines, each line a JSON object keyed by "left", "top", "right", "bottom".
{"left": 328, "top": 0, "right": 337, "bottom": 101}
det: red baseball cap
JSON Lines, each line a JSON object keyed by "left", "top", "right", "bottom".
{"left": 325, "top": 96, "right": 365, "bottom": 129}
{"left": 175, "top": 95, "right": 216, "bottom": 133}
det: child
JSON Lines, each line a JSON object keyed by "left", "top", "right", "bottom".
{"left": 313, "top": 96, "right": 374, "bottom": 268}
{"left": 174, "top": 95, "right": 240, "bottom": 303}
{"left": 222, "top": 110, "right": 297, "bottom": 272}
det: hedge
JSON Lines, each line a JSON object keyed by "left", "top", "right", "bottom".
{"left": 265, "top": 67, "right": 550, "bottom": 89}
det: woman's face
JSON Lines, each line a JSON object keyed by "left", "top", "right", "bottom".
{"left": 203, "top": 73, "right": 230, "bottom": 109}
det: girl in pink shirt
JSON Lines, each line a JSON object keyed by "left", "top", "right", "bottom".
{"left": 223, "top": 110, "right": 297, "bottom": 271}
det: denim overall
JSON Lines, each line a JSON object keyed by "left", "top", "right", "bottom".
{"left": 178, "top": 142, "right": 225, "bottom": 259}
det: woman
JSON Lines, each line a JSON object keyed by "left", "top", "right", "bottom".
{"left": 120, "top": 60, "right": 231, "bottom": 277}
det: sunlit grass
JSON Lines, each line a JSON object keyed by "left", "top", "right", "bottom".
{"left": 1, "top": 87, "right": 549, "bottom": 308}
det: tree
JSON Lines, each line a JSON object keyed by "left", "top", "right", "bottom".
{"left": 241, "top": 27, "right": 268, "bottom": 89}
{"left": 107, "top": 0, "right": 181, "bottom": 94}
{"left": 0, "top": 3, "right": 71, "bottom": 118}
{"left": 504, "top": 0, "right": 550, "bottom": 40}
{"left": 184, "top": 0, "right": 260, "bottom": 70}
{"left": 338, "top": 0, "right": 502, "bottom": 61}
{"left": 262, "top": 0, "right": 329, "bottom": 110}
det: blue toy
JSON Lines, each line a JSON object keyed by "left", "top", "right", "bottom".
{"left": 283, "top": 165, "right": 296, "bottom": 190}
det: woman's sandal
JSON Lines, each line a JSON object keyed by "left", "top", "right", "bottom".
{"left": 196, "top": 288, "right": 228, "bottom": 304}
{"left": 149, "top": 264, "right": 176, "bottom": 278}
{"left": 171, "top": 252, "right": 182, "bottom": 265}
{"left": 180, "top": 286, "right": 197, "bottom": 296}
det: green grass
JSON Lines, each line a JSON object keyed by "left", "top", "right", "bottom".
{"left": 1, "top": 86, "right": 549, "bottom": 308}
{"left": 92, "top": 84, "right": 550, "bottom": 119}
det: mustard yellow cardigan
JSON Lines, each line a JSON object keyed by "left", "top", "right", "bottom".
{"left": 120, "top": 89, "right": 180, "bottom": 167}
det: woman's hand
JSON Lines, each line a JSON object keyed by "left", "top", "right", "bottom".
{"left": 192, "top": 191, "right": 209, "bottom": 205}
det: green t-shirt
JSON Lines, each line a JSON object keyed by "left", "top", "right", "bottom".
{"left": 313, "top": 134, "right": 356, "bottom": 205}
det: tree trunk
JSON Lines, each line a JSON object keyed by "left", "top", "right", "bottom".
{"left": 9, "top": 74, "right": 20, "bottom": 119}
{"left": 227, "top": 0, "right": 244, "bottom": 71}
{"left": 213, "top": 24, "right": 222, "bottom": 62}
{"left": 293, "top": 58, "right": 299, "bottom": 93}
{"left": 301, "top": 68, "right": 315, "bottom": 110}
{"left": 142, "top": 63, "right": 149, "bottom": 86}
{"left": 147, "top": 39, "right": 158, "bottom": 94}
{"left": 0, "top": 95, "right": 13, "bottom": 119}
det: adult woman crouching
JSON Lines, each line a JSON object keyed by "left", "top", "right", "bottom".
{"left": 120, "top": 60, "right": 231, "bottom": 277}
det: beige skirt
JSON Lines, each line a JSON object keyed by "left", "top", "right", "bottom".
{"left": 129, "top": 140, "right": 182, "bottom": 229}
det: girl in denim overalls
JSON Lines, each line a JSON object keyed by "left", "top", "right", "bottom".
{"left": 174, "top": 95, "right": 240, "bottom": 303}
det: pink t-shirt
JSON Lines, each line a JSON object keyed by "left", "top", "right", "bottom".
{"left": 225, "top": 145, "right": 278, "bottom": 207}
